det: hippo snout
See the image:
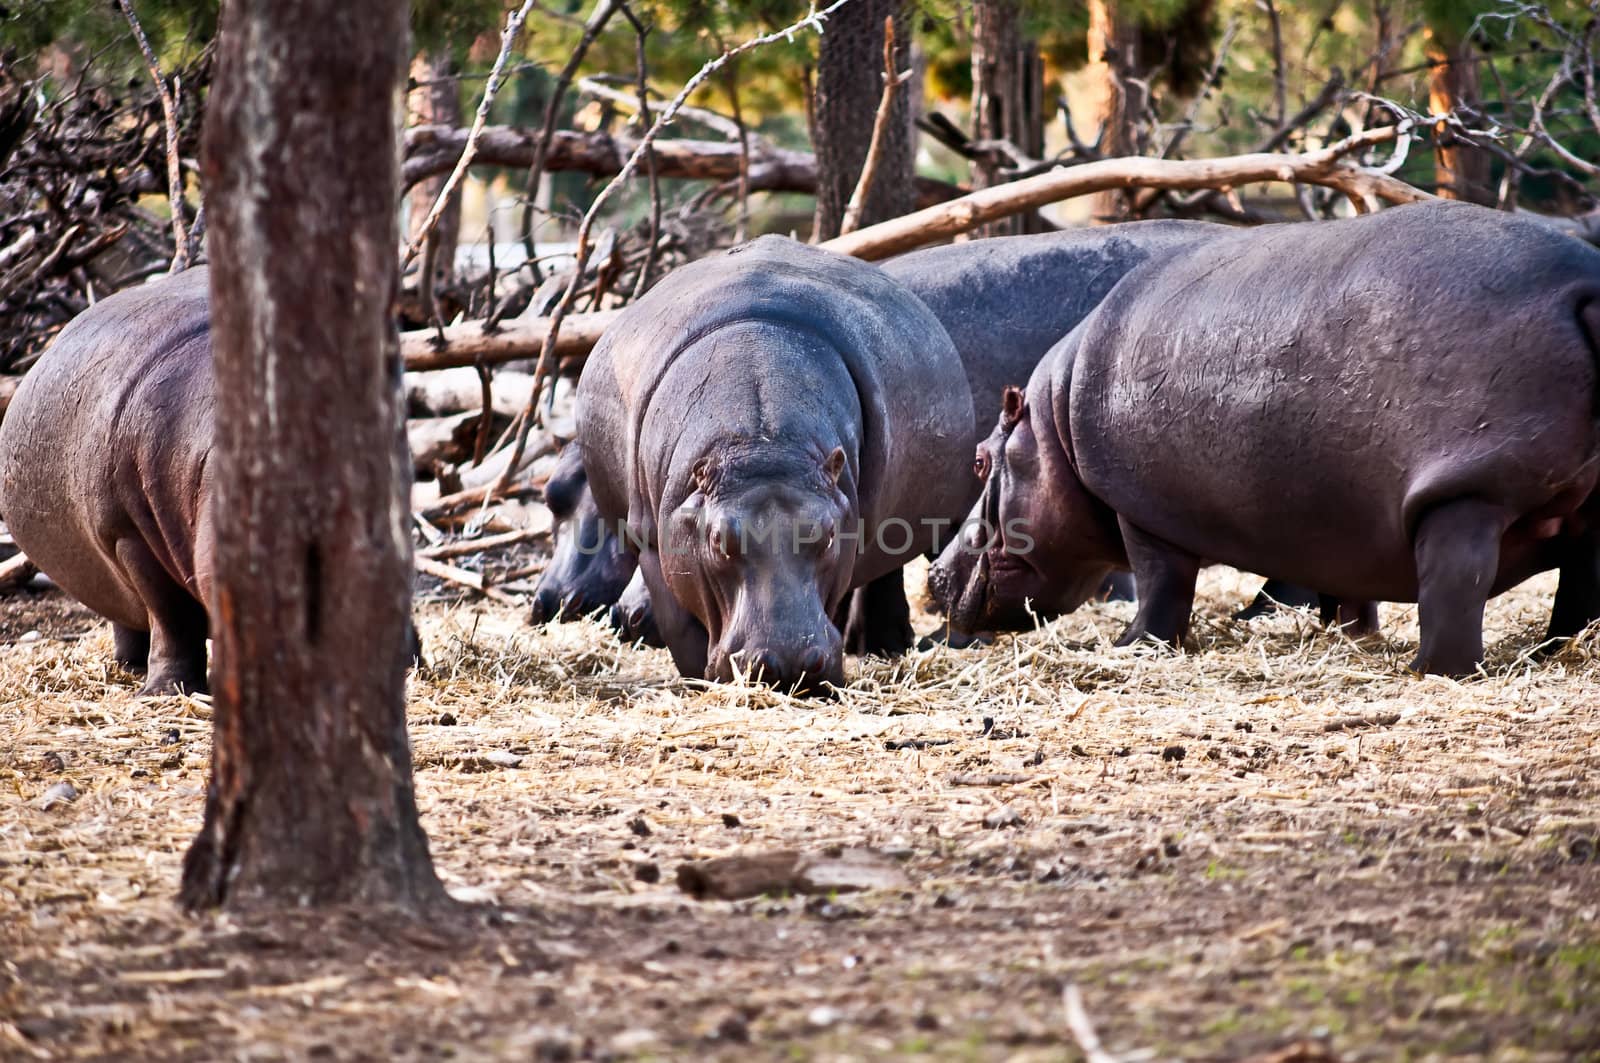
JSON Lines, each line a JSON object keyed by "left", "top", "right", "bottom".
{"left": 714, "top": 633, "right": 845, "bottom": 695}
{"left": 529, "top": 587, "right": 564, "bottom": 625}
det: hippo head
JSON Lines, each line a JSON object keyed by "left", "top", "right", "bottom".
{"left": 609, "top": 567, "right": 664, "bottom": 647}
{"left": 928, "top": 384, "right": 1122, "bottom": 633}
{"left": 530, "top": 443, "right": 636, "bottom": 625}
{"left": 661, "top": 442, "right": 853, "bottom": 693}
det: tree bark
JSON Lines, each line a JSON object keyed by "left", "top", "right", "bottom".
{"left": 811, "top": 0, "right": 914, "bottom": 240}
{"left": 1425, "top": 29, "right": 1493, "bottom": 205}
{"left": 1085, "top": 0, "right": 1141, "bottom": 223}
{"left": 181, "top": 0, "right": 445, "bottom": 911}
{"left": 407, "top": 51, "right": 463, "bottom": 292}
{"left": 970, "top": 0, "right": 1045, "bottom": 236}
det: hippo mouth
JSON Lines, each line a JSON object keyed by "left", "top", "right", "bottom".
{"left": 935, "top": 545, "right": 1025, "bottom": 634}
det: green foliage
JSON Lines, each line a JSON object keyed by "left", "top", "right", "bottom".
{"left": 1, "top": 0, "right": 216, "bottom": 76}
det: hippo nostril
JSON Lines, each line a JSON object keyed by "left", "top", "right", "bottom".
{"left": 800, "top": 646, "right": 828, "bottom": 675}
{"left": 752, "top": 649, "right": 781, "bottom": 681}
{"left": 530, "top": 590, "right": 559, "bottom": 625}
{"left": 627, "top": 606, "right": 646, "bottom": 628}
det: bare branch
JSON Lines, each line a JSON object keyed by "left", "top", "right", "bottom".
{"left": 496, "top": 0, "right": 857, "bottom": 499}
{"left": 402, "top": 0, "right": 536, "bottom": 269}
{"left": 822, "top": 125, "right": 1428, "bottom": 259}
{"left": 113, "top": 0, "right": 189, "bottom": 272}
{"left": 840, "top": 17, "right": 913, "bottom": 236}
{"left": 519, "top": 0, "right": 622, "bottom": 280}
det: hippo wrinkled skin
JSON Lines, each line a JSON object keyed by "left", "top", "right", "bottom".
{"left": 931, "top": 201, "right": 1600, "bottom": 676}
{"left": 578, "top": 235, "right": 975, "bottom": 691}
{"left": 0, "top": 269, "right": 217, "bottom": 695}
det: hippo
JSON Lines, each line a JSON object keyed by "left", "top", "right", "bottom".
{"left": 578, "top": 235, "right": 978, "bottom": 690}
{"left": 570, "top": 224, "right": 1355, "bottom": 679}
{"left": 0, "top": 269, "right": 217, "bottom": 695}
{"left": 610, "top": 567, "right": 665, "bottom": 646}
{"left": 0, "top": 267, "right": 421, "bottom": 695}
{"left": 528, "top": 441, "right": 636, "bottom": 625}
{"left": 930, "top": 201, "right": 1600, "bottom": 676}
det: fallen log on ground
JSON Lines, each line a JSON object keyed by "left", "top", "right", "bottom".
{"left": 402, "top": 133, "right": 1433, "bottom": 374}
{"left": 402, "top": 123, "right": 963, "bottom": 208}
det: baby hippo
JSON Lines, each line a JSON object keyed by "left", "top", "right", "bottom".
{"left": 0, "top": 269, "right": 217, "bottom": 694}
{"left": 931, "top": 201, "right": 1600, "bottom": 676}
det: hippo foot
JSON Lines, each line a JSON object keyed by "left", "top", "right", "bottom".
{"left": 112, "top": 624, "right": 151, "bottom": 672}
{"left": 916, "top": 626, "right": 994, "bottom": 651}
{"left": 136, "top": 669, "right": 208, "bottom": 698}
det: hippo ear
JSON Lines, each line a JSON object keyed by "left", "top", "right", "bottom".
{"left": 1000, "top": 386, "right": 1028, "bottom": 429}
{"left": 823, "top": 446, "right": 847, "bottom": 485}
{"left": 692, "top": 455, "right": 717, "bottom": 494}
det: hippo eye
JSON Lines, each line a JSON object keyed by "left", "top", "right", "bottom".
{"left": 973, "top": 451, "right": 992, "bottom": 480}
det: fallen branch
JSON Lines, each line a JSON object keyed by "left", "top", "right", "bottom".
{"left": 401, "top": 133, "right": 1432, "bottom": 374}
{"left": 419, "top": 527, "right": 545, "bottom": 561}
{"left": 0, "top": 552, "right": 37, "bottom": 592}
{"left": 823, "top": 125, "right": 1430, "bottom": 260}
{"left": 414, "top": 554, "right": 520, "bottom": 605}
{"left": 401, "top": 124, "right": 963, "bottom": 206}
{"left": 401, "top": 308, "right": 620, "bottom": 372}
{"left": 1062, "top": 985, "right": 1121, "bottom": 1063}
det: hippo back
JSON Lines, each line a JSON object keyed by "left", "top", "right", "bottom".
{"left": 579, "top": 235, "right": 974, "bottom": 565}
{"left": 1064, "top": 199, "right": 1600, "bottom": 600}
{"left": 0, "top": 268, "right": 213, "bottom": 623}
{"left": 881, "top": 220, "right": 1221, "bottom": 439}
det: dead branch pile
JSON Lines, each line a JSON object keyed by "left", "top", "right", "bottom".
{"left": 0, "top": 56, "right": 206, "bottom": 372}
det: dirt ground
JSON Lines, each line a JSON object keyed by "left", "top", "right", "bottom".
{"left": 1, "top": 563, "right": 1598, "bottom": 1062}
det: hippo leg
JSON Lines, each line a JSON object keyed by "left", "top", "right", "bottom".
{"left": 112, "top": 624, "right": 151, "bottom": 673}
{"left": 113, "top": 538, "right": 208, "bottom": 696}
{"left": 1112, "top": 519, "right": 1200, "bottom": 649}
{"left": 1542, "top": 527, "right": 1600, "bottom": 646}
{"left": 1409, "top": 500, "right": 1509, "bottom": 677}
{"left": 916, "top": 625, "right": 994, "bottom": 651}
{"left": 1318, "top": 595, "right": 1380, "bottom": 636}
{"left": 839, "top": 571, "right": 915, "bottom": 657}
{"left": 637, "top": 547, "right": 709, "bottom": 679}
{"left": 1235, "top": 578, "right": 1319, "bottom": 621}
{"left": 1096, "top": 571, "right": 1137, "bottom": 603}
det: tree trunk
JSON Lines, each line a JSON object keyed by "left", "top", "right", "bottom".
{"left": 407, "top": 51, "right": 463, "bottom": 292}
{"left": 811, "top": 0, "right": 914, "bottom": 241}
{"left": 1426, "top": 30, "right": 1493, "bottom": 205}
{"left": 971, "top": 0, "right": 1045, "bottom": 236}
{"left": 1085, "top": 0, "right": 1140, "bottom": 223}
{"left": 181, "top": 0, "right": 445, "bottom": 911}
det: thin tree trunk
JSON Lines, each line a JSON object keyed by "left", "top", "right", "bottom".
{"left": 1426, "top": 29, "right": 1493, "bottom": 205}
{"left": 181, "top": 0, "right": 445, "bottom": 911}
{"left": 811, "top": 0, "right": 914, "bottom": 241}
{"left": 1085, "top": 0, "right": 1140, "bottom": 223}
{"left": 971, "top": 0, "right": 1045, "bottom": 236}
{"left": 407, "top": 51, "right": 463, "bottom": 292}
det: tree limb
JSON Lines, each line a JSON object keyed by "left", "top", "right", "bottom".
{"left": 113, "top": 0, "right": 189, "bottom": 272}
{"left": 823, "top": 125, "right": 1430, "bottom": 260}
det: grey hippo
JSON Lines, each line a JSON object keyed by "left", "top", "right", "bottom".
{"left": 930, "top": 201, "right": 1600, "bottom": 676}
{"left": 553, "top": 223, "right": 1341, "bottom": 663}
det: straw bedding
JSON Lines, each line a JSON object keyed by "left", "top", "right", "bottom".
{"left": 1, "top": 560, "right": 1597, "bottom": 1060}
